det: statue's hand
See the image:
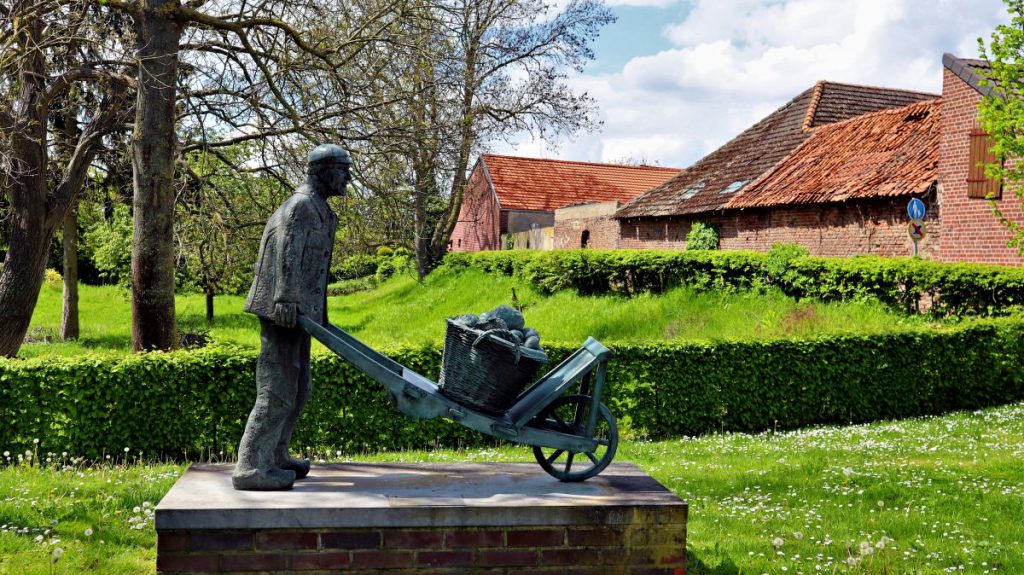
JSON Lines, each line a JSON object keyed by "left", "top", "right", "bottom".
{"left": 275, "top": 302, "right": 297, "bottom": 328}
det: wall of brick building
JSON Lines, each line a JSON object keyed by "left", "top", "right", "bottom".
{"left": 554, "top": 202, "right": 622, "bottom": 249}
{"left": 616, "top": 198, "right": 941, "bottom": 259}
{"left": 450, "top": 168, "right": 501, "bottom": 252}
{"left": 938, "top": 69, "right": 1024, "bottom": 265}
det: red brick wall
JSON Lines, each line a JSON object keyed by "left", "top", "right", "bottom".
{"left": 554, "top": 215, "right": 621, "bottom": 249}
{"left": 158, "top": 523, "right": 687, "bottom": 574}
{"left": 617, "top": 198, "right": 940, "bottom": 258}
{"left": 938, "top": 68, "right": 1024, "bottom": 265}
{"left": 451, "top": 166, "right": 501, "bottom": 252}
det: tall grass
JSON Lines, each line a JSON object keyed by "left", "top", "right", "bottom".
{"left": 23, "top": 268, "right": 933, "bottom": 357}
{"left": 329, "top": 267, "right": 931, "bottom": 347}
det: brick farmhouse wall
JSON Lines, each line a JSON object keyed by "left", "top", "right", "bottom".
{"left": 614, "top": 197, "right": 940, "bottom": 258}
{"left": 554, "top": 201, "right": 622, "bottom": 250}
{"left": 938, "top": 68, "right": 1024, "bottom": 265}
{"left": 451, "top": 166, "right": 501, "bottom": 252}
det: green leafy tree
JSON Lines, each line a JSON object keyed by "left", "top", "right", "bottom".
{"left": 977, "top": 0, "right": 1024, "bottom": 253}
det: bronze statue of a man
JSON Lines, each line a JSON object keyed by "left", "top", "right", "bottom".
{"left": 233, "top": 144, "right": 351, "bottom": 491}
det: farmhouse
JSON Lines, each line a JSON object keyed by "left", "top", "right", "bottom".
{"left": 454, "top": 54, "right": 1024, "bottom": 265}
{"left": 609, "top": 54, "right": 1024, "bottom": 265}
{"left": 612, "top": 80, "right": 942, "bottom": 257}
{"left": 449, "top": 154, "right": 679, "bottom": 251}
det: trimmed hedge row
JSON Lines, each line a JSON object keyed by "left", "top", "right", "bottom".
{"left": 2, "top": 320, "right": 1023, "bottom": 458}
{"left": 442, "top": 249, "right": 1024, "bottom": 316}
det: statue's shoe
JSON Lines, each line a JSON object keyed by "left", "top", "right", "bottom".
{"left": 232, "top": 467, "right": 296, "bottom": 491}
{"left": 278, "top": 457, "right": 311, "bottom": 480}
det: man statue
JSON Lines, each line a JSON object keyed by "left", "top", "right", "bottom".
{"left": 233, "top": 144, "right": 351, "bottom": 490}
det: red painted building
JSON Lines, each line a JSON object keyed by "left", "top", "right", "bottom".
{"left": 449, "top": 155, "right": 679, "bottom": 252}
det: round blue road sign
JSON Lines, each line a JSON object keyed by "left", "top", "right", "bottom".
{"left": 908, "top": 198, "right": 926, "bottom": 220}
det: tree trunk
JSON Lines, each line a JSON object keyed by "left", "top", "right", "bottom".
{"left": 0, "top": 16, "right": 51, "bottom": 357}
{"left": 206, "top": 288, "right": 214, "bottom": 322}
{"left": 61, "top": 208, "right": 80, "bottom": 340}
{"left": 131, "top": 0, "right": 182, "bottom": 351}
{"left": 0, "top": 204, "right": 50, "bottom": 356}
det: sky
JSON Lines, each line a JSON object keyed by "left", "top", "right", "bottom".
{"left": 495, "top": 0, "right": 1011, "bottom": 169}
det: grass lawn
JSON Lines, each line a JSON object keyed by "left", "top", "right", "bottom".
{"left": 23, "top": 267, "right": 937, "bottom": 357}
{"left": 2, "top": 402, "right": 1022, "bottom": 574}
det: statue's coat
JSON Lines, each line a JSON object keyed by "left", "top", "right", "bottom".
{"left": 245, "top": 186, "right": 337, "bottom": 324}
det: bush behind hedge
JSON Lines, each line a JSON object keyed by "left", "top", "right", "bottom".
{"left": 443, "top": 249, "right": 1024, "bottom": 316}
{"left": 2, "top": 319, "right": 1022, "bottom": 458}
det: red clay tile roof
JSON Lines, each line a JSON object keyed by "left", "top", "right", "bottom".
{"left": 726, "top": 99, "right": 940, "bottom": 209}
{"left": 480, "top": 154, "right": 680, "bottom": 212}
{"left": 615, "top": 81, "right": 938, "bottom": 219}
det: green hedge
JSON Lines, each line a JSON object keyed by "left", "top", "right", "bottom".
{"left": 2, "top": 320, "right": 1023, "bottom": 458}
{"left": 443, "top": 249, "right": 1024, "bottom": 316}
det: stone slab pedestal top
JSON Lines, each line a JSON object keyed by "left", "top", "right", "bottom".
{"left": 156, "top": 462, "right": 688, "bottom": 574}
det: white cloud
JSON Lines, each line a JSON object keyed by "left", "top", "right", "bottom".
{"left": 604, "top": 0, "right": 678, "bottom": 7}
{"left": 496, "top": 0, "right": 1009, "bottom": 168}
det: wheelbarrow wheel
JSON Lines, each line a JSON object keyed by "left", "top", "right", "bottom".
{"left": 532, "top": 394, "right": 618, "bottom": 482}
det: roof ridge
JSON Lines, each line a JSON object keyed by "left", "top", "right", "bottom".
{"left": 801, "top": 80, "right": 826, "bottom": 132}
{"left": 817, "top": 79, "right": 941, "bottom": 98}
{"left": 942, "top": 53, "right": 997, "bottom": 98}
{"left": 481, "top": 153, "right": 680, "bottom": 172}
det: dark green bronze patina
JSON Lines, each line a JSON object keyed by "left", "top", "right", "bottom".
{"left": 233, "top": 144, "right": 351, "bottom": 491}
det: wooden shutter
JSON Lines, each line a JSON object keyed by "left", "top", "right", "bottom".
{"left": 967, "top": 125, "right": 1002, "bottom": 199}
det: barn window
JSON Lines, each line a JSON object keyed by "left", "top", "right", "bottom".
{"left": 967, "top": 124, "right": 1002, "bottom": 199}
{"left": 581, "top": 230, "right": 590, "bottom": 248}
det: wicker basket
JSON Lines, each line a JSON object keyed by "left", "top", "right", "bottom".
{"left": 438, "top": 319, "right": 548, "bottom": 415}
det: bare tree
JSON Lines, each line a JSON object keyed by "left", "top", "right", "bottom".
{"left": 361, "top": 0, "right": 612, "bottom": 277}
{"left": 100, "top": 0, "right": 414, "bottom": 350}
{"left": 0, "top": 0, "right": 134, "bottom": 357}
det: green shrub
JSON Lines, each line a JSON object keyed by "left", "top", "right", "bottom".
{"left": 685, "top": 221, "right": 719, "bottom": 250}
{"left": 376, "top": 246, "right": 394, "bottom": 257}
{"left": 44, "top": 268, "right": 62, "bottom": 286}
{"left": 765, "top": 242, "right": 809, "bottom": 286}
{"left": 83, "top": 206, "right": 133, "bottom": 288}
{"left": 443, "top": 249, "right": 1024, "bottom": 316}
{"left": 2, "top": 320, "right": 1023, "bottom": 458}
{"left": 327, "top": 276, "right": 378, "bottom": 296}
{"left": 331, "top": 254, "right": 380, "bottom": 281}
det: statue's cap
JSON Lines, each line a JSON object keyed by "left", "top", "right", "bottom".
{"left": 308, "top": 144, "right": 352, "bottom": 166}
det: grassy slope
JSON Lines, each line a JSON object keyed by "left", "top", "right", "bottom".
{"left": 2, "top": 402, "right": 1022, "bottom": 574}
{"left": 23, "top": 268, "right": 932, "bottom": 357}
{"left": 331, "top": 268, "right": 931, "bottom": 347}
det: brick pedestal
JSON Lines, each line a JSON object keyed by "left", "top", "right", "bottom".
{"left": 156, "top": 462, "right": 687, "bottom": 574}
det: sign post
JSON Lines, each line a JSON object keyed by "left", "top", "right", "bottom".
{"left": 907, "top": 199, "right": 926, "bottom": 257}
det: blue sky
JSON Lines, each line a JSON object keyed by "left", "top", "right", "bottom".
{"left": 497, "top": 0, "right": 1011, "bottom": 169}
